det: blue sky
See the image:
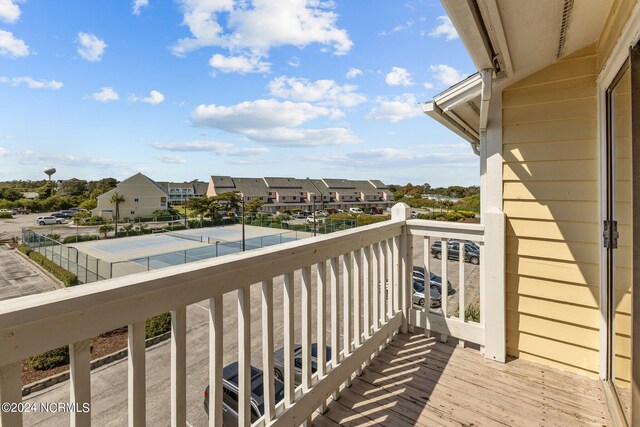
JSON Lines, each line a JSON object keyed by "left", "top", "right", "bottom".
{"left": 0, "top": 0, "right": 478, "bottom": 186}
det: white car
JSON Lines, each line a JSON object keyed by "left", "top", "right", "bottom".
{"left": 0, "top": 208, "right": 16, "bottom": 215}
{"left": 36, "top": 216, "right": 63, "bottom": 225}
{"left": 306, "top": 216, "right": 325, "bottom": 224}
{"left": 349, "top": 207, "right": 364, "bottom": 214}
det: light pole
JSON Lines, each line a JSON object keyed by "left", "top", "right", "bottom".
{"left": 184, "top": 195, "right": 188, "bottom": 228}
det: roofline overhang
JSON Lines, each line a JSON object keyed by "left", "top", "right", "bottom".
{"left": 422, "top": 73, "right": 482, "bottom": 155}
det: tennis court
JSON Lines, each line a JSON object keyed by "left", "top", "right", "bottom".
{"left": 71, "top": 224, "right": 312, "bottom": 265}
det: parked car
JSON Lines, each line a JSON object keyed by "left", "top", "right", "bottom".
{"left": 349, "top": 207, "right": 364, "bottom": 214}
{"left": 35, "top": 216, "right": 63, "bottom": 225}
{"left": 314, "top": 210, "right": 329, "bottom": 217}
{"left": 430, "top": 240, "right": 480, "bottom": 265}
{"left": 292, "top": 211, "right": 307, "bottom": 219}
{"left": 306, "top": 216, "right": 324, "bottom": 224}
{"left": 69, "top": 207, "right": 87, "bottom": 212}
{"left": 412, "top": 266, "right": 455, "bottom": 295}
{"left": 0, "top": 208, "right": 16, "bottom": 215}
{"left": 413, "top": 280, "right": 442, "bottom": 308}
{"left": 204, "top": 363, "right": 285, "bottom": 423}
{"left": 51, "top": 211, "right": 74, "bottom": 219}
{"left": 273, "top": 343, "right": 332, "bottom": 385}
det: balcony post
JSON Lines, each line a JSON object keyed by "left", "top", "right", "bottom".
{"left": 391, "top": 202, "right": 411, "bottom": 333}
{"left": 480, "top": 84, "right": 506, "bottom": 363}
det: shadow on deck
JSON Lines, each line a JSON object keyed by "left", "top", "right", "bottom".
{"left": 313, "top": 333, "right": 611, "bottom": 426}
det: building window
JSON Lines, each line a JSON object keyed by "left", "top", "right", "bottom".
{"left": 130, "top": 211, "right": 135, "bottom": 215}
{"left": 134, "top": 198, "right": 139, "bottom": 202}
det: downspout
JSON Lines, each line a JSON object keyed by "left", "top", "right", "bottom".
{"left": 479, "top": 68, "right": 492, "bottom": 131}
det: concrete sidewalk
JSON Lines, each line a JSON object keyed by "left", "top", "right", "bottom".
{"left": 0, "top": 246, "right": 59, "bottom": 301}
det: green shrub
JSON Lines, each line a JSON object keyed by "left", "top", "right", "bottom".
{"left": 465, "top": 304, "right": 480, "bottom": 323}
{"left": 145, "top": 312, "right": 172, "bottom": 339}
{"left": 356, "top": 214, "right": 390, "bottom": 226}
{"left": 62, "top": 234, "right": 100, "bottom": 244}
{"left": 28, "top": 251, "right": 78, "bottom": 286}
{"left": 46, "top": 233, "right": 61, "bottom": 242}
{"left": 0, "top": 211, "right": 12, "bottom": 219}
{"left": 27, "top": 346, "right": 69, "bottom": 370}
{"left": 18, "top": 244, "right": 32, "bottom": 255}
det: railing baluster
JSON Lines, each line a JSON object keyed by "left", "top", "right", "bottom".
{"left": 316, "top": 261, "right": 327, "bottom": 414}
{"left": 353, "top": 248, "right": 362, "bottom": 350}
{"left": 441, "top": 239, "right": 449, "bottom": 342}
{"left": 209, "top": 295, "right": 223, "bottom": 427}
{"left": 372, "top": 243, "right": 379, "bottom": 334}
{"left": 380, "top": 240, "right": 387, "bottom": 325}
{"left": 363, "top": 246, "right": 371, "bottom": 341}
{"left": 424, "top": 236, "right": 431, "bottom": 338}
{"left": 128, "top": 321, "right": 146, "bottom": 427}
{"left": 386, "top": 239, "right": 394, "bottom": 322}
{"left": 353, "top": 249, "right": 362, "bottom": 376}
{"left": 70, "top": 339, "right": 91, "bottom": 427}
{"left": 284, "top": 271, "right": 295, "bottom": 407}
{"left": 0, "top": 362, "right": 23, "bottom": 427}
{"left": 171, "top": 307, "right": 186, "bottom": 427}
{"left": 238, "top": 285, "right": 251, "bottom": 427}
{"left": 301, "top": 266, "right": 312, "bottom": 393}
{"left": 459, "top": 243, "right": 466, "bottom": 322}
{"left": 342, "top": 253, "right": 352, "bottom": 388}
{"left": 393, "top": 235, "right": 401, "bottom": 315}
{"left": 330, "top": 257, "right": 339, "bottom": 400}
{"left": 261, "top": 279, "right": 275, "bottom": 422}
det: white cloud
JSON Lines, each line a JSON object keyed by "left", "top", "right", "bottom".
{"left": 0, "top": 147, "right": 8, "bottom": 156}
{"left": 268, "top": 76, "right": 366, "bottom": 107}
{"left": 172, "top": 0, "right": 352, "bottom": 60}
{"left": 90, "top": 87, "right": 119, "bottom": 102}
{"left": 0, "top": 0, "right": 20, "bottom": 23}
{"left": 287, "top": 56, "right": 300, "bottom": 67}
{"left": 345, "top": 68, "right": 362, "bottom": 79}
{"left": 0, "top": 30, "right": 28, "bottom": 58}
{"left": 156, "top": 154, "right": 186, "bottom": 164}
{"left": 245, "top": 127, "right": 360, "bottom": 146}
{"left": 385, "top": 67, "right": 413, "bottom": 86}
{"left": 429, "top": 64, "right": 466, "bottom": 86}
{"left": 151, "top": 140, "right": 269, "bottom": 156}
{"left": 379, "top": 18, "right": 424, "bottom": 36}
{"left": 429, "top": 15, "right": 458, "bottom": 41}
{"left": 209, "top": 53, "right": 271, "bottom": 74}
{"left": 365, "top": 94, "right": 421, "bottom": 123}
{"left": 132, "top": 0, "right": 149, "bottom": 15}
{"left": 77, "top": 32, "right": 107, "bottom": 62}
{"left": 0, "top": 76, "right": 63, "bottom": 90}
{"left": 131, "top": 89, "right": 165, "bottom": 104}
{"left": 17, "top": 150, "right": 120, "bottom": 168}
{"left": 423, "top": 81, "right": 434, "bottom": 89}
{"left": 192, "top": 99, "right": 339, "bottom": 132}
{"left": 191, "top": 98, "right": 356, "bottom": 147}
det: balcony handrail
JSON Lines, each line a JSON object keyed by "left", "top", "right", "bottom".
{"left": 0, "top": 219, "right": 404, "bottom": 367}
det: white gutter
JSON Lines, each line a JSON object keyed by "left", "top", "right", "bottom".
{"left": 422, "top": 101, "right": 480, "bottom": 154}
{"left": 479, "top": 68, "right": 493, "bottom": 131}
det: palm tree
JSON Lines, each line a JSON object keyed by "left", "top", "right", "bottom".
{"left": 109, "top": 191, "right": 125, "bottom": 237}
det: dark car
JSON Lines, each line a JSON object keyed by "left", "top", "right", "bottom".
{"left": 204, "top": 363, "right": 285, "bottom": 424}
{"left": 413, "top": 266, "right": 455, "bottom": 295}
{"left": 273, "top": 343, "right": 332, "bottom": 385}
{"left": 51, "top": 211, "right": 74, "bottom": 219}
{"left": 430, "top": 240, "right": 480, "bottom": 265}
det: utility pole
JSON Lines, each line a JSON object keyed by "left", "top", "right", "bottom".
{"left": 241, "top": 195, "right": 245, "bottom": 251}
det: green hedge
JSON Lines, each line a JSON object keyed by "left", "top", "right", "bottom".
{"left": 18, "top": 244, "right": 32, "bottom": 255}
{"left": 27, "top": 346, "right": 69, "bottom": 371}
{"left": 62, "top": 234, "right": 100, "bottom": 244}
{"left": 145, "top": 313, "right": 172, "bottom": 339}
{"left": 28, "top": 251, "right": 78, "bottom": 286}
{"left": 0, "top": 211, "right": 12, "bottom": 219}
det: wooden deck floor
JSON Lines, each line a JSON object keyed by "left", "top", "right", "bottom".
{"left": 313, "top": 333, "right": 612, "bottom": 426}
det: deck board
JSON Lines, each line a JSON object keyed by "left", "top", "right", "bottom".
{"left": 313, "top": 333, "right": 612, "bottom": 426}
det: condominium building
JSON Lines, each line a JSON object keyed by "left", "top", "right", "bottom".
{"left": 156, "top": 181, "right": 208, "bottom": 204}
{"left": 206, "top": 176, "right": 395, "bottom": 213}
{"left": 92, "top": 173, "right": 168, "bottom": 219}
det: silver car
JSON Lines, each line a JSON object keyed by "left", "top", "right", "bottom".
{"left": 273, "top": 343, "right": 332, "bottom": 385}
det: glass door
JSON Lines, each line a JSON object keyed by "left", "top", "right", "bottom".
{"left": 605, "top": 58, "right": 632, "bottom": 424}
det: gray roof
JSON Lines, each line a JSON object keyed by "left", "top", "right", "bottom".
{"left": 322, "top": 178, "right": 356, "bottom": 189}
{"left": 233, "top": 178, "right": 269, "bottom": 197}
{"left": 210, "top": 176, "right": 236, "bottom": 189}
{"left": 353, "top": 180, "right": 381, "bottom": 196}
{"left": 263, "top": 177, "right": 301, "bottom": 188}
{"left": 368, "top": 179, "right": 387, "bottom": 189}
{"left": 275, "top": 188, "right": 304, "bottom": 197}
{"left": 193, "top": 181, "right": 209, "bottom": 195}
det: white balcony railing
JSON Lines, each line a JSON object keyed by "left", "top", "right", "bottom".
{"left": 0, "top": 204, "right": 488, "bottom": 427}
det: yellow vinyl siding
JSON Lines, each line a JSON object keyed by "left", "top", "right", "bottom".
{"left": 503, "top": 45, "right": 601, "bottom": 378}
